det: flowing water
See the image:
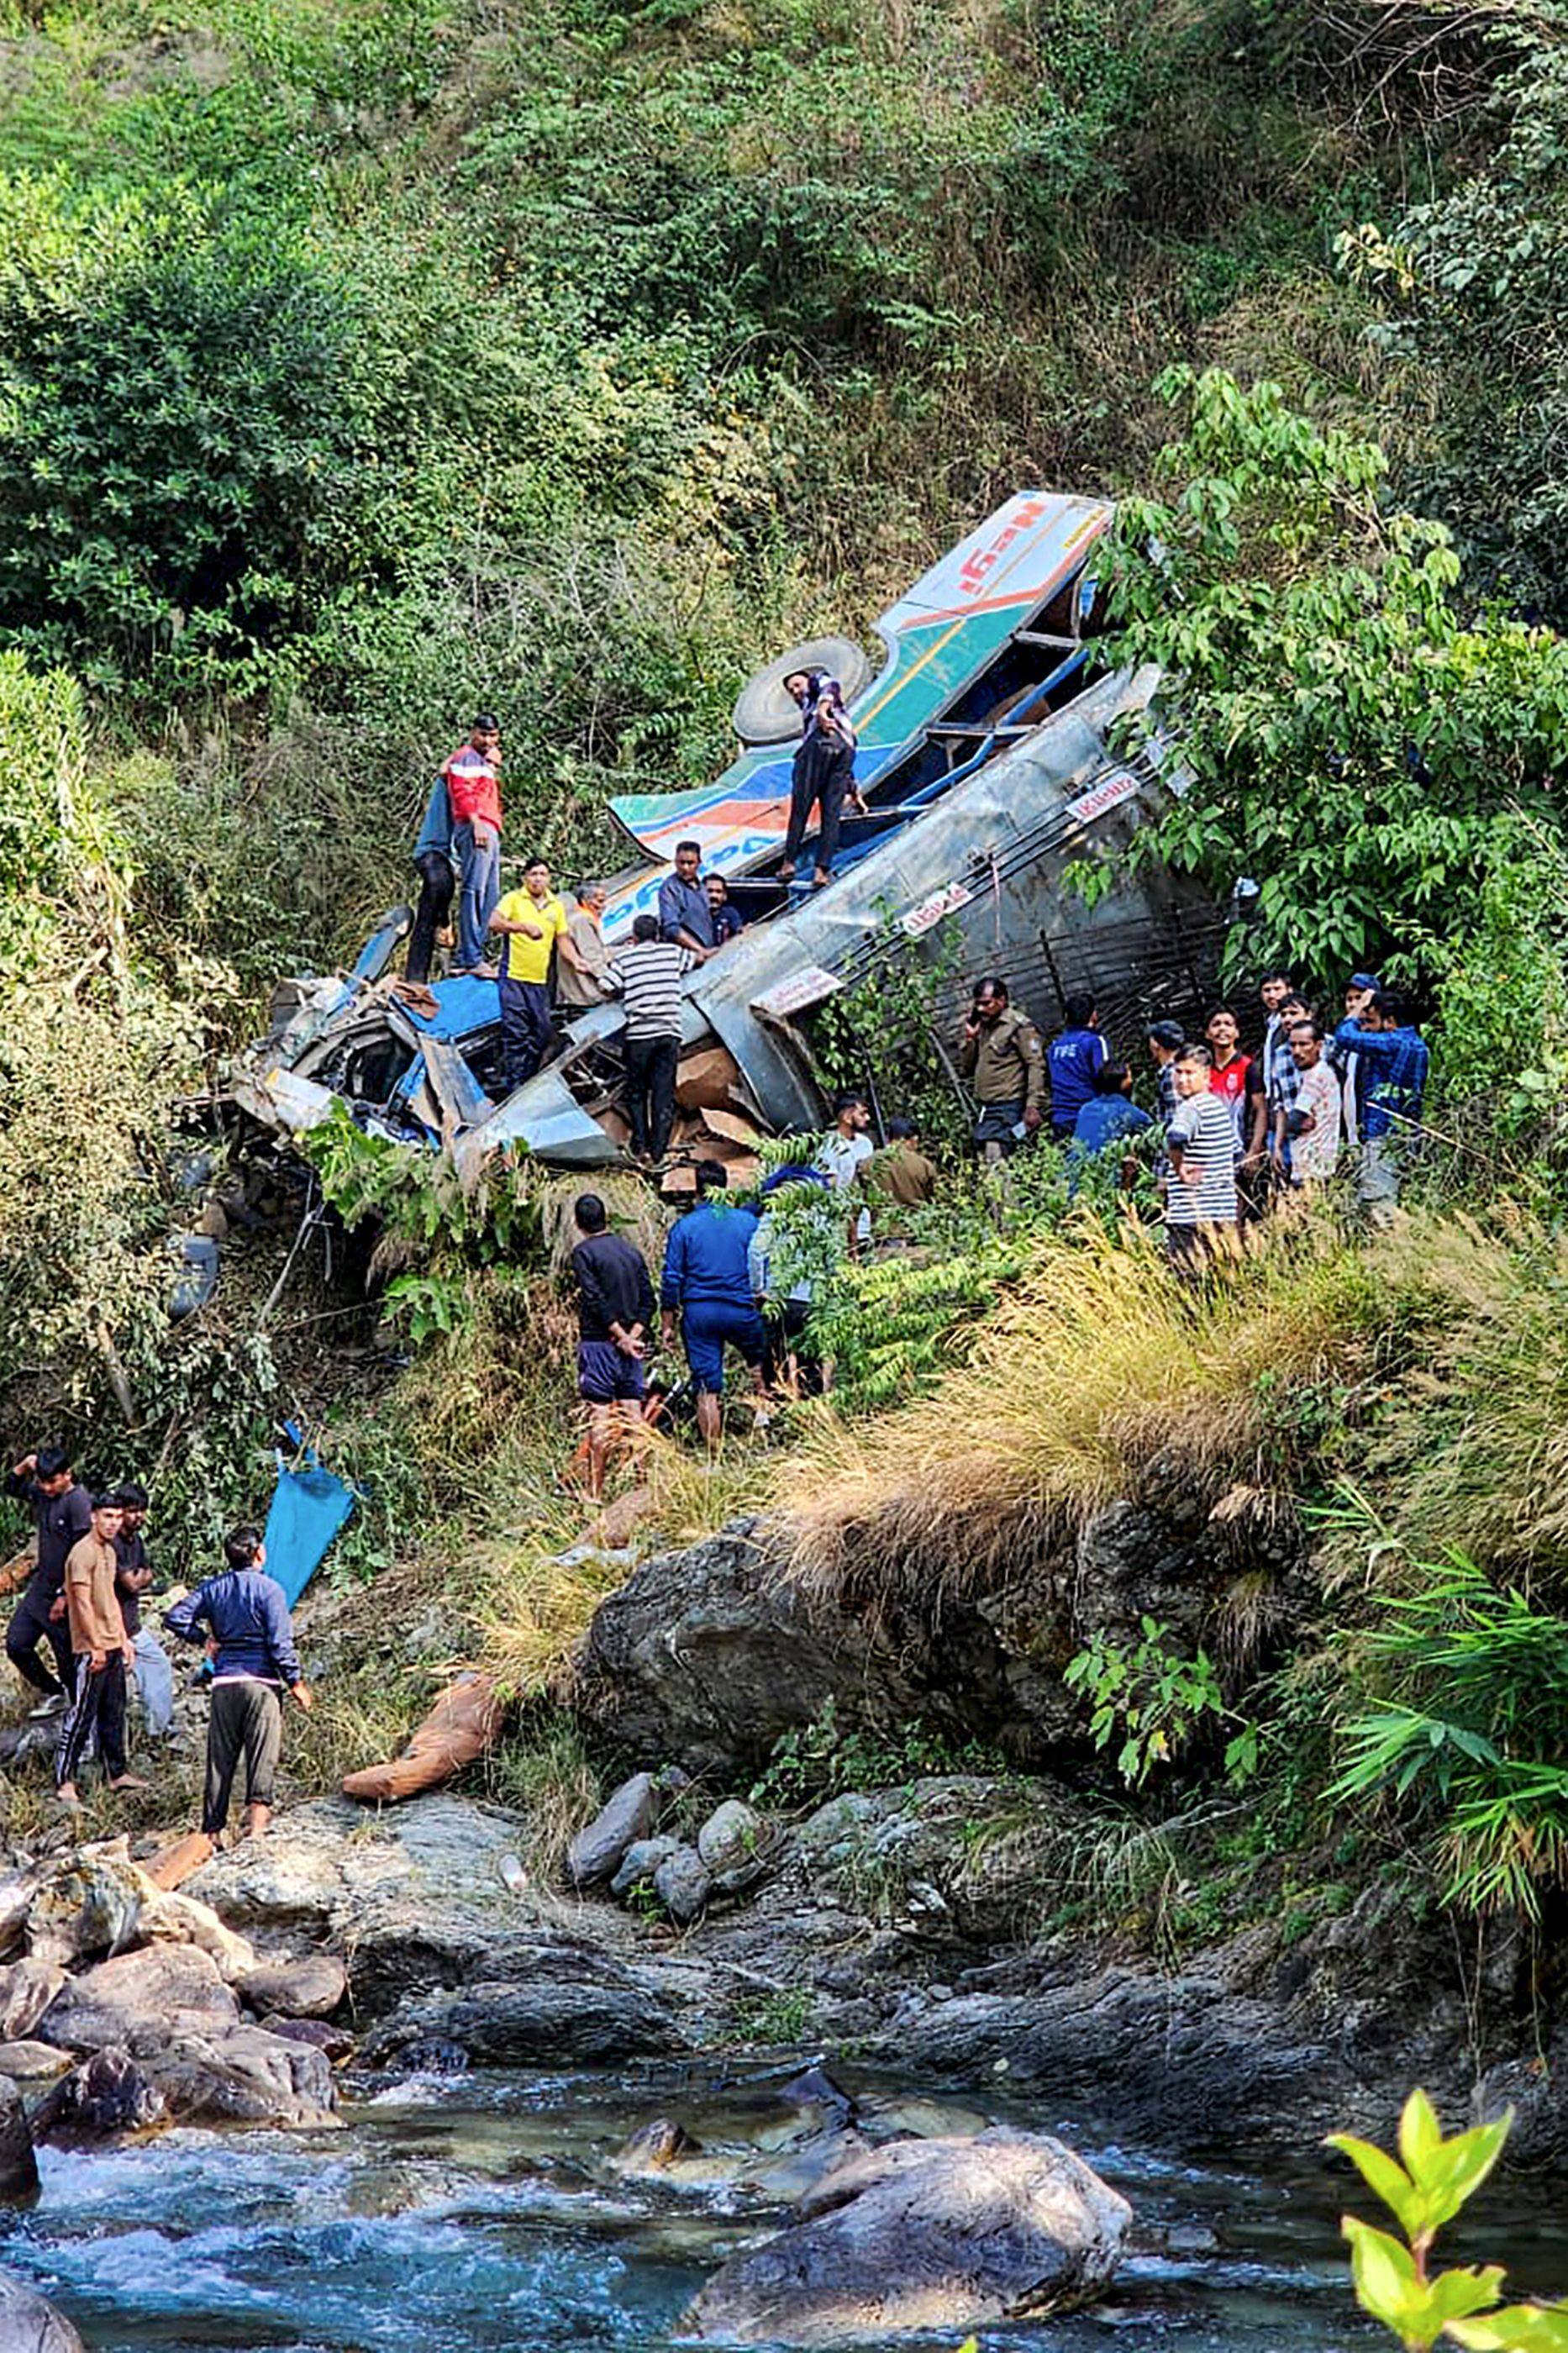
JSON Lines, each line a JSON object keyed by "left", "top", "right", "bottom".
{"left": 3, "top": 2062, "right": 1565, "bottom": 2352}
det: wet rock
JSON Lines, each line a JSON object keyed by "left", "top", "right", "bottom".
{"left": 0, "top": 2270, "right": 84, "bottom": 2350}
{"left": 653, "top": 1845, "right": 711, "bottom": 1925}
{"left": 39, "top": 1943, "right": 238, "bottom": 2053}
{"left": 240, "top": 1954, "right": 347, "bottom": 2019}
{"left": 261, "top": 2014, "right": 355, "bottom": 2061}
{"left": 142, "top": 2023, "right": 337, "bottom": 2129}
{"left": 0, "top": 2079, "right": 38, "bottom": 2203}
{"left": 30, "top": 2048, "right": 164, "bottom": 2141}
{"left": 396, "top": 2038, "right": 470, "bottom": 2077}
{"left": 684, "top": 2128, "right": 1131, "bottom": 2344}
{"left": 697, "top": 1799, "right": 766, "bottom": 1880}
{"left": 609, "top": 1836, "right": 679, "bottom": 1900}
{"left": 366, "top": 1944, "right": 688, "bottom": 2069}
{"left": 567, "top": 1772, "right": 657, "bottom": 1890}
{"left": 0, "top": 1959, "right": 66, "bottom": 2042}
{"left": 614, "top": 2117, "right": 704, "bottom": 2173}
{"left": 0, "top": 2042, "right": 71, "bottom": 2082}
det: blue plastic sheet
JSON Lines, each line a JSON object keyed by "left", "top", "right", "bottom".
{"left": 261, "top": 1454, "right": 355, "bottom": 1608}
{"left": 401, "top": 976, "right": 500, "bottom": 1041}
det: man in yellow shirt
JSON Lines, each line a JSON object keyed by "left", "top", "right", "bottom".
{"left": 488, "top": 856, "right": 591, "bottom": 1090}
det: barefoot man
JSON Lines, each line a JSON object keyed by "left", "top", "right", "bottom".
{"left": 166, "top": 1524, "right": 313, "bottom": 1845}
{"left": 56, "top": 1492, "right": 146, "bottom": 1811}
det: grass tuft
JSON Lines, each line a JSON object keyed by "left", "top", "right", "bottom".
{"left": 781, "top": 1214, "right": 1410, "bottom": 1615}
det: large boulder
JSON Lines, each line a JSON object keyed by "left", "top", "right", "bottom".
{"left": 39, "top": 1944, "right": 238, "bottom": 2053}
{"left": 141, "top": 2023, "right": 337, "bottom": 2129}
{"left": 683, "top": 2129, "right": 1131, "bottom": 2344}
{"left": 0, "top": 2271, "right": 84, "bottom": 2350}
{"left": 30, "top": 2048, "right": 165, "bottom": 2141}
{"left": 566, "top": 1772, "right": 656, "bottom": 1890}
{"left": 364, "top": 1938, "right": 689, "bottom": 2068}
{"left": 137, "top": 1888, "right": 259, "bottom": 1982}
{"left": 24, "top": 1847, "right": 144, "bottom": 1967}
{"left": 239, "top": 1954, "right": 347, "bottom": 2019}
{"left": 576, "top": 1522, "right": 971, "bottom": 1778}
{"left": 0, "top": 2079, "right": 38, "bottom": 2203}
{"left": 186, "top": 1794, "right": 530, "bottom": 2013}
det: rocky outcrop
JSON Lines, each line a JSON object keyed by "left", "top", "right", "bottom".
{"left": 575, "top": 1506, "right": 1304, "bottom": 1780}
{"left": 187, "top": 1793, "right": 529, "bottom": 2008}
{"left": 363, "top": 1936, "right": 690, "bottom": 2068}
{"left": 0, "top": 2271, "right": 84, "bottom": 2351}
{"left": 684, "top": 2128, "right": 1132, "bottom": 2344}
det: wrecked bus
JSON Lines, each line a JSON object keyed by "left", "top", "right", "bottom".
{"left": 234, "top": 492, "right": 1224, "bottom": 1180}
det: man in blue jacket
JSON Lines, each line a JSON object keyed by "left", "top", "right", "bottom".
{"left": 166, "top": 1525, "right": 313, "bottom": 1845}
{"left": 406, "top": 774, "right": 456, "bottom": 984}
{"left": 1046, "top": 993, "right": 1108, "bottom": 1140}
{"left": 660, "top": 1162, "right": 769, "bottom": 1447}
{"left": 1334, "top": 984, "right": 1429, "bottom": 1223}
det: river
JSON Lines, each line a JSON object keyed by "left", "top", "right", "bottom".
{"left": 3, "top": 2063, "right": 1565, "bottom": 2350}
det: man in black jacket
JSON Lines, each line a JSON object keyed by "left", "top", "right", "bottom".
{"left": 569, "top": 1194, "right": 657, "bottom": 1498}
{"left": 3, "top": 1445, "right": 92, "bottom": 1714}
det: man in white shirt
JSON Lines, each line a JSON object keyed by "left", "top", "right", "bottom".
{"left": 1284, "top": 1019, "right": 1344, "bottom": 1187}
{"left": 813, "top": 1090, "right": 875, "bottom": 1251}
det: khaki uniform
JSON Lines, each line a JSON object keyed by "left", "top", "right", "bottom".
{"left": 866, "top": 1142, "right": 938, "bottom": 1208}
{"left": 959, "top": 1008, "right": 1047, "bottom": 1114}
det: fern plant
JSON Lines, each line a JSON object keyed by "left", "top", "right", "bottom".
{"left": 1332, "top": 1543, "right": 1568, "bottom": 1919}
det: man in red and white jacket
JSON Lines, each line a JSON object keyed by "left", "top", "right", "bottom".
{"left": 442, "top": 713, "right": 503, "bottom": 975}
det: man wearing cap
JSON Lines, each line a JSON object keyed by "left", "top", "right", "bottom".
{"left": 441, "top": 714, "right": 503, "bottom": 976}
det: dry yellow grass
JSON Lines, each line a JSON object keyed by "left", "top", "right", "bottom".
{"left": 781, "top": 1215, "right": 1417, "bottom": 1614}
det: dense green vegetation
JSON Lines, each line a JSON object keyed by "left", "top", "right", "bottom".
{"left": 8, "top": 0, "right": 1568, "bottom": 1957}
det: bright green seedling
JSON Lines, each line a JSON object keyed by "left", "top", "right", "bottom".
{"left": 1328, "top": 2091, "right": 1568, "bottom": 2352}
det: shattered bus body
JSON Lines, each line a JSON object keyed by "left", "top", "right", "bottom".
{"left": 234, "top": 492, "right": 1223, "bottom": 1178}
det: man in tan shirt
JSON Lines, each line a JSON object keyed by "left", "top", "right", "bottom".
{"left": 958, "top": 976, "right": 1046, "bottom": 1160}
{"left": 555, "top": 882, "right": 613, "bottom": 1012}
{"left": 56, "top": 1493, "right": 145, "bottom": 1810}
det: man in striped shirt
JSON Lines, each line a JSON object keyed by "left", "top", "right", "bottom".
{"left": 1165, "top": 1044, "right": 1241, "bottom": 1272}
{"left": 603, "top": 914, "right": 696, "bottom": 1161}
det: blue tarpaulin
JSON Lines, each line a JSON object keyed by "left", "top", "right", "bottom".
{"left": 402, "top": 976, "right": 500, "bottom": 1041}
{"left": 261, "top": 1452, "right": 355, "bottom": 1608}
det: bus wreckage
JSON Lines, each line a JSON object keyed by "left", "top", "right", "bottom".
{"left": 234, "top": 492, "right": 1223, "bottom": 1187}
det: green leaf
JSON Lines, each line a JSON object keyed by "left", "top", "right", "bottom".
{"left": 1400, "top": 2089, "right": 1444, "bottom": 2180}
{"left": 1344, "top": 2217, "right": 1433, "bottom": 2345}
{"left": 1327, "top": 2132, "right": 1420, "bottom": 2237}
{"left": 1450, "top": 2306, "right": 1568, "bottom": 2352}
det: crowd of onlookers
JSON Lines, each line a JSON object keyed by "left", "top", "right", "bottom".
{"left": 957, "top": 966, "right": 1429, "bottom": 1268}
{"left": 561, "top": 962, "right": 1430, "bottom": 1483}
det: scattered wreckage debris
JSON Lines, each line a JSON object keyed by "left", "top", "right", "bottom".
{"left": 231, "top": 490, "right": 1223, "bottom": 1187}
